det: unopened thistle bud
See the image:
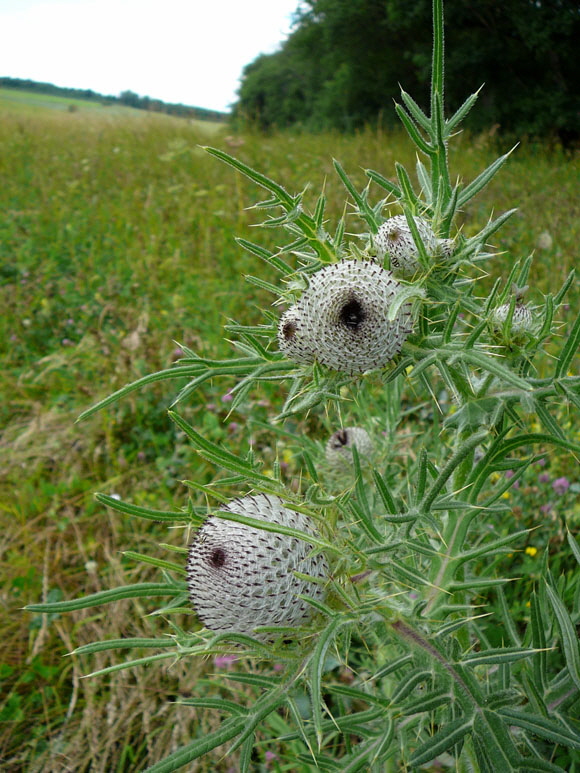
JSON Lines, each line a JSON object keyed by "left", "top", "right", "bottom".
{"left": 278, "top": 260, "right": 413, "bottom": 375}
{"left": 489, "top": 285, "right": 534, "bottom": 346}
{"left": 186, "top": 494, "right": 328, "bottom": 639}
{"left": 374, "top": 215, "right": 452, "bottom": 275}
{"left": 491, "top": 303, "right": 533, "bottom": 334}
{"left": 325, "top": 427, "right": 373, "bottom": 468}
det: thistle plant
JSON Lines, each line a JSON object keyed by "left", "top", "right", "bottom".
{"left": 26, "top": 1, "right": 580, "bottom": 770}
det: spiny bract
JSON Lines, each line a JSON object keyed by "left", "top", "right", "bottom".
{"left": 325, "top": 426, "right": 374, "bottom": 468}
{"left": 278, "top": 260, "right": 413, "bottom": 375}
{"left": 374, "top": 214, "right": 452, "bottom": 275}
{"left": 186, "top": 494, "right": 328, "bottom": 639}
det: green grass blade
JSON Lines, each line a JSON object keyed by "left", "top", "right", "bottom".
{"left": 213, "top": 510, "right": 334, "bottom": 552}
{"left": 365, "top": 168, "right": 403, "bottom": 199}
{"left": 168, "top": 410, "right": 274, "bottom": 484}
{"left": 372, "top": 469, "right": 398, "bottom": 514}
{"left": 77, "top": 366, "right": 203, "bottom": 421}
{"left": 311, "top": 615, "right": 348, "bottom": 746}
{"left": 71, "top": 638, "right": 177, "bottom": 656}
{"left": 446, "top": 87, "right": 482, "bottom": 131}
{"left": 333, "top": 159, "right": 378, "bottom": 232}
{"left": 204, "top": 146, "right": 295, "bottom": 208}
{"left": 143, "top": 715, "right": 248, "bottom": 773}
{"left": 95, "top": 493, "right": 192, "bottom": 523}
{"left": 25, "top": 583, "right": 184, "bottom": 613}
{"left": 555, "top": 310, "right": 580, "bottom": 378}
{"left": 122, "top": 550, "right": 187, "bottom": 576}
{"left": 178, "top": 698, "right": 248, "bottom": 716}
{"left": 408, "top": 716, "right": 473, "bottom": 766}
{"left": 400, "top": 88, "right": 431, "bottom": 131}
{"left": 457, "top": 148, "right": 517, "bottom": 208}
{"left": 395, "top": 103, "right": 433, "bottom": 156}
{"left": 235, "top": 237, "right": 292, "bottom": 273}
{"left": 461, "top": 647, "right": 541, "bottom": 666}
{"left": 545, "top": 581, "right": 580, "bottom": 691}
{"left": 499, "top": 708, "right": 580, "bottom": 750}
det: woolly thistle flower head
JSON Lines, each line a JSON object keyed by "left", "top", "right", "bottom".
{"left": 325, "top": 426, "right": 373, "bottom": 469}
{"left": 277, "top": 260, "right": 413, "bottom": 375}
{"left": 186, "top": 494, "right": 328, "bottom": 640}
{"left": 374, "top": 215, "right": 452, "bottom": 276}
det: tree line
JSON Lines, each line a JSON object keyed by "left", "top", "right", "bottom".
{"left": 233, "top": 0, "right": 580, "bottom": 142}
{"left": 0, "top": 78, "right": 228, "bottom": 123}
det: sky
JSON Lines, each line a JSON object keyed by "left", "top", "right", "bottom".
{"left": 0, "top": 0, "right": 302, "bottom": 112}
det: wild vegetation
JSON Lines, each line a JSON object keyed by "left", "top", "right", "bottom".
{"left": 1, "top": 48, "right": 580, "bottom": 771}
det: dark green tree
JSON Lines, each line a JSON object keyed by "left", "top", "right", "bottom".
{"left": 234, "top": 0, "right": 580, "bottom": 140}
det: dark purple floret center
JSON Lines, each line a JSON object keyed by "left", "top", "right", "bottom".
{"left": 340, "top": 297, "right": 365, "bottom": 330}
{"left": 209, "top": 547, "right": 227, "bottom": 568}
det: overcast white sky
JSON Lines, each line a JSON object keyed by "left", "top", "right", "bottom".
{"left": 0, "top": 0, "right": 302, "bottom": 112}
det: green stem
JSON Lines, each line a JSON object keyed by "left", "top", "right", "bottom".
{"left": 430, "top": 0, "right": 452, "bottom": 209}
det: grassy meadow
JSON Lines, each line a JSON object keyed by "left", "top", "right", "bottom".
{"left": 1, "top": 91, "right": 579, "bottom": 770}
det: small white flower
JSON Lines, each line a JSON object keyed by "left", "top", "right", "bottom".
{"left": 187, "top": 494, "right": 328, "bottom": 639}
{"left": 278, "top": 260, "right": 413, "bottom": 375}
{"left": 325, "top": 427, "right": 373, "bottom": 468}
{"left": 374, "top": 215, "right": 452, "bottom": 275}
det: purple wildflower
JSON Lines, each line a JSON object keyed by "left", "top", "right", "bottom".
{"left": 538, "top": 473, "right": 550, "bottom": 484}
{"left": 540, "top": 504, "right": 552, "bottom": 515}
{"left": 221, "top": 390, "right": 234, "bottom": 403}
{"left": 552, "top": 477, "right": 570, "bottom": 496}
{"left": 213, "top": 654, "right": 238, "bottom": 669}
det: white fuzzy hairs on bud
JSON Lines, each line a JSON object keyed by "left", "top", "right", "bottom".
{"left": 374, "top": 215, "right": 453, "bottom": 276}
{"left": 325, "top": 427, "right": 373, "bottom": 469}
{"left": 187, "top": 494, "right": 328, "bottom": 640}
{"left": 278, "top": 260, "right": 413, "bottom": 375}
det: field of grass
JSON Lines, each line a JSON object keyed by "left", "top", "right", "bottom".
{"left": 0, "top": 95, "right": 578, "bottom": 770}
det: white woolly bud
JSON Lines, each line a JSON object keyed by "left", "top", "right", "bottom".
{"left": 490, "top": 302, "right": 534, "bottom": 334}
{"left": 374, "top": 215, "right": 438, "bottom": 275}
{"left": 325, "top": 427, "right": 373, "bottom": 468}
{"left": 490, "top": 302, "right": 534, "bottom": 347}
{"left": 187, "top": 494, "right": 328, "bottom": 639}
{"left": 278, "top": 260, "right": 413, "bottom": 375}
